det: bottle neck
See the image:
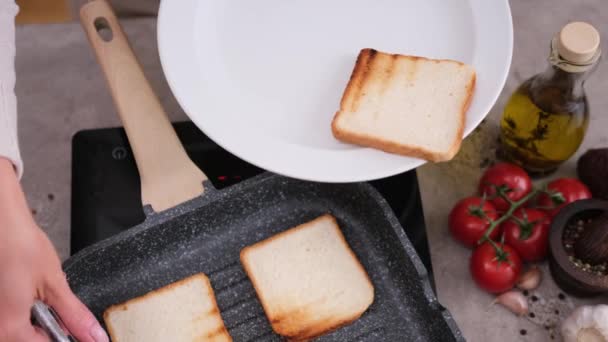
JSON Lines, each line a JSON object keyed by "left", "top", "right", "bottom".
{"left": 535, "top": 65, "right": 590, "bottom": 99}
{"left": 538, "top": 37, "right": 601, "bottom": 100}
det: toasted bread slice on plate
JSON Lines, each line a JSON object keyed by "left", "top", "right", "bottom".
{"left": 332, "top": 48, "right": 476, "bottom": 162}
{"left": 240, "top": 214, "right": 374, "bottom": 341}
{"left": 103, "top": 273, "right": 231, "bottom": 342}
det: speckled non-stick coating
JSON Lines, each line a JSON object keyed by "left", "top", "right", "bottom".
{"left": 64, "top": 173, "right": 463, "bottom": 341}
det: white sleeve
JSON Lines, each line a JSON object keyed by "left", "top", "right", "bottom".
{"left": 0, "top": 0, "right": 21, "bottom": 178}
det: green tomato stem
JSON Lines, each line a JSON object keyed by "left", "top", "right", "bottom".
{"left": 478, "top": 188, "right": 540, "bottom": 245}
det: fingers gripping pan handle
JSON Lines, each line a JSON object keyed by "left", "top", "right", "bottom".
{"left": 80, "top": 0, "right": 207, "bottom": 212}
{"left": 31, "top": 300, "right": 73, "bottom": 342}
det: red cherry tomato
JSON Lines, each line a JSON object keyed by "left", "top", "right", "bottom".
{"left": 449, "top": 197, "right": 499, "bottom": 248}
{"left": 537, "top": 178, "right": 592, "bottom": 217}
{"left": 479, "top": 163, "right": 532, "bottom": 212}
{"left": 470, "top": 242, "right": 522, "bottom": 293}
{"left": 502, "top": 208, "right": 550, "bottom": 262}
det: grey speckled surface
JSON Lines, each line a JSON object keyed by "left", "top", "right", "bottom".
{"left": 12, "top": 0, "right": 608, "bottom": 341}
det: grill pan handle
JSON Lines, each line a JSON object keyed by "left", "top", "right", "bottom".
{"left": 80, "top": 0, "right": 207, "bottom": 213}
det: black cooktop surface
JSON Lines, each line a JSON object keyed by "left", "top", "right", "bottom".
{"left": 70, "top": 121, "right": 433, "bottom": 279}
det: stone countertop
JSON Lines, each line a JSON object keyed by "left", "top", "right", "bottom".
{"left": 417, "top": 0, "right": 608, "bottom": 341}
{"left": 15, "top": 18, "right": 189, "bottom": 260}
{"left": 13, "top": 1, "right": 608, "bottom": 341}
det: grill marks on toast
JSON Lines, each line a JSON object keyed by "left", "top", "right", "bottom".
{"left": 272, "top": 308, "right": 369, "bottom": 341}
{"left": 192, "top": 306, "right": 219, "bottom": 323}
{"left": 344, "top": 48, "right": 374, "bottom": 112}
{"left": 346, "top": 49, "right": 417, "bottom": 113}
{"left": 267, "top": 297, "right": 328, "bottom": 338}
{"left": 200, "top": 325, "right": 231, "bottom": 340}
{"left": 331, "top": 48, "right": 476, "bottom": 162}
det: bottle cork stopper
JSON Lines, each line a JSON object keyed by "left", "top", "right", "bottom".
{"left": 557, "top": 22, "right": 600, "bottom": 64}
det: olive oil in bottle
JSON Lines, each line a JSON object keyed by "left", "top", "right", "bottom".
{"left": 500, "top": 22, "right": 601, "bottom": 176}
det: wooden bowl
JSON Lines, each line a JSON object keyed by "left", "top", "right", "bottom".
{"left": 549, "top": 199, "right": 608, "bottom": 297}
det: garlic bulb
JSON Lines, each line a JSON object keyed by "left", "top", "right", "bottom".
{"left": 561, "top": 305, "right": 608, "bottom": 342}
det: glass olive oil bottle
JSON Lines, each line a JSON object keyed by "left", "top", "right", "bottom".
{"left": 500, "top": 22, "right": 601, "bottom": 176}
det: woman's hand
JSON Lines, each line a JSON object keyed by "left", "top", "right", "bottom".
{"left": 0, "top": 158, "right": 108, "bottom": 342}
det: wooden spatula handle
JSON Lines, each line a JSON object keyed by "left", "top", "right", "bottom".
{"left": 80, "top": 0, "right": 207, "bottom": 212}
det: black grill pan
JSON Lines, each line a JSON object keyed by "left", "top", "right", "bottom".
{"left": 64, "top": 174, "right": 463, "bottom": 341}
{"left": 64, "top": 2, "right": 464, "bottom": 341}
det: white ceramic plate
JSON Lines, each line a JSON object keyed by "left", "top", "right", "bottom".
{"left": 158, "top": 0, "right": 512, "bottom": 182}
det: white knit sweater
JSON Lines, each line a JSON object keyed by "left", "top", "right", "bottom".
{"left": 0, "top": 0, "right": 21, "bottom": 177}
